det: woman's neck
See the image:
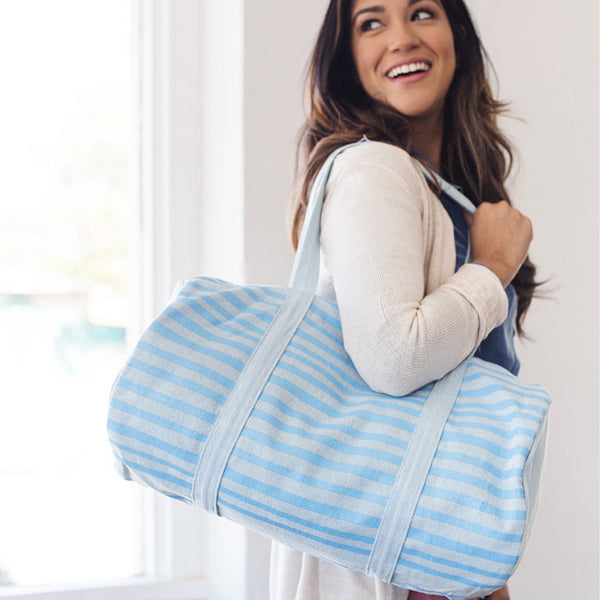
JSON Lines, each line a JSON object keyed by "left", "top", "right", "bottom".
{"left": 410, "top": 113, "right": 444, "bottom": 173}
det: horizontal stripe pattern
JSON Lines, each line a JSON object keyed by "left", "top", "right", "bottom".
{"left": 107, "top": 277, "right": 551, "bottom": 596}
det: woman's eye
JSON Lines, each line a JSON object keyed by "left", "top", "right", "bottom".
{"left": 359, "top": 18, "right": 383, "bottom": 32}
{"left": 412, "top": 9, "right": 434, "bottom": 21}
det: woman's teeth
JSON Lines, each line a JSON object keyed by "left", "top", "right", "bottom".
{"left": 387, "top": 62, "right": 431, "bottom": 78}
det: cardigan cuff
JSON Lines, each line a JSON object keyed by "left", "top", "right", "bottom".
{"left": 449, "top": 262, "right": 509, "bottom": 342}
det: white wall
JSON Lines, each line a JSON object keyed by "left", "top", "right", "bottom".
{"left": 467, "top": 2, "right": 600, "bottom": 598}
{"left": 243, "top": 0, "right": 326, "bottom": 286}
{"left": 240, "top": 1, "right": 599, "bottom": 599}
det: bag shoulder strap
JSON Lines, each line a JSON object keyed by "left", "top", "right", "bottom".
{"left": 289, "top": 137, "right": 478, "bottom": 294}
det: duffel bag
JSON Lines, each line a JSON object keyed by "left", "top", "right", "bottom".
{"left": 107, "top": 138, "right": 551, "bottom": 599}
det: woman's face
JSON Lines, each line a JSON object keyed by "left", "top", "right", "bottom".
{"left": 350, "top": 0, "right": 456, "bottom": 127}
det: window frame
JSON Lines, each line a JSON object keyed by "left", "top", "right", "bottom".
{"left": 0, "top": 580, "right": 205, "bottom": 600}
{"left": 0, "top": 1, "right": 207, "bottom": 597}
{"left": 0, "top": 0, "right": 273, "bottom": 596}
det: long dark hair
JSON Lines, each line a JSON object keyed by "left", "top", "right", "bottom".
{"left": 290, "top": 0, "right": 540, "bottom": 335}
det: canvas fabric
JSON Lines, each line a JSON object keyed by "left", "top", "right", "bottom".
{"left": 107, "top": 139, "right": 551, "bottom": 599}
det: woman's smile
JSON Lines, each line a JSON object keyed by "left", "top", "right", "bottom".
{"left": 385, "top": 58, "right": 432, "bottom": 82}
{"left": 351, "top": 0, "right": 456, "bottom": 127}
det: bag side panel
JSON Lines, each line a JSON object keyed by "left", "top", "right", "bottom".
{"left": 513, "top": 411, "right": 550, "bottom": 569}
{"left": 107, "top": 278, "right": 281, "bottom": 503}
{"left": 392, "top": 358, "right": 551, "bottom": 598}
{"left": 217, "top": 295, "right": 421, "bottom": 572}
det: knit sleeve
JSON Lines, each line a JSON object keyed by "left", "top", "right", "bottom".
{"left": 320, "top": 142, "right": 508, "bottom": 396}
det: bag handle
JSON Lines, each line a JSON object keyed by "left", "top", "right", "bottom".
{"left": 289, "top": 138, "right": 368, "bottom": 293}
{"left": 289, "top": 137, "right": 478, "bottom": 293}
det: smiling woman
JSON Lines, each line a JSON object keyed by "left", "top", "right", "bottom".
{"left": 272, "top": 0, "right": 542, "bottom": 598}
{"left": 350, "top": 0, "right": 456, "bottom": 163}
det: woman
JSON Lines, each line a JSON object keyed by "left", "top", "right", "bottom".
{"left": 271, "top": 0, "right": 538, "bottom": 599}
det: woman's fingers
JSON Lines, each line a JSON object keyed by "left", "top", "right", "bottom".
{"left": 467, "top": 201, "right": 532, "bottom": 287}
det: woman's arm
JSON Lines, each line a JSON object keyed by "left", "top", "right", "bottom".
{"left": 320, "top": 143, "right": 508, "bottom": 396}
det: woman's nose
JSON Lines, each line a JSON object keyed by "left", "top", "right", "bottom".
{"left": 387, "top": 20, "right": 420, "bottom": 53}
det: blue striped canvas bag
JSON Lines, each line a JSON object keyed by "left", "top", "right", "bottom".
{"left": 107, "top": 139, "right": 551, "bottom": 599}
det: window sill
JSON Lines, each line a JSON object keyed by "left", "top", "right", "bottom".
{"left": 0, "top": 578, "right": 206, "bottom": 600}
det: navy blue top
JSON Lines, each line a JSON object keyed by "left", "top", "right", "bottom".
{"left": 439, "top": 191, "right": 521, "bottom": 376}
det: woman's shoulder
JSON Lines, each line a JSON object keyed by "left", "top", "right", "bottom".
{"left": 327, "top": 139, "right": 430, "bottom": 200}
{"left": 333, "top": 139, "right": 416, "bottom": 171}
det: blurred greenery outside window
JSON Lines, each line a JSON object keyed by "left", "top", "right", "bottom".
{"left": 0, "top": 0, "right": 140, "bottom": 587}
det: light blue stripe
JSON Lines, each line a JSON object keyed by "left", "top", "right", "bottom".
{"left": 241, "top": 287, "right": 282, "bottom": 308}
{"left": 428, "top": 467, "right": 525, "bottom": 499}
{"left": 287, "top": 341, "right": 370, "bottom": 389}
{"left": 289, "top": 338, "right": 431, "bottom": 405}
{"left": 270, "top": 375, "right": 418, "bottom": 428}
{"left": 117, "top": 377, "right": 218, "bottom": 423}
{"left": 259, "top": 392, "right": 409, "bottom": 450}
{"left": 463, "top": 369, "right": 542, "bottom": 395}
{"left": 401, "top": 546, "right": 507, "bottom": 581}
{"left": 220, "top": 485, "right": 375, "bottom": 544}
{"left": 283, "top": 349, "right": 368, "bottom": 396}
{"left": 446, "top": 418, "right": 536, "bottom": 439}
{"left": 112, "top": 398, "right": 209, "bottom": 442}
{"left": 466, "top": 361, "right": 551, "bottom": 404}
{"left": 407, "top": 527, "right": 518, "bottom": 565}
{"left": 450, "top": 407, "right": 542, "bottom": 425}
{"left": 184, "top": 278, "right": 234, "bottom": 293}
{"left": 112, "top": 441, "right": 195, "bottom": 477}
{"left": 165, "top": 305, "right": 256, "bottom": 354}
{"left": 218, "top": 497, "right": 370, "bottom": 556}
{"left": 308, "top": 304, "right": 342, "bottom": 331}
{"left": 129, "top": 357, "right": 226, "bottom": 406}
{"left": 434, "top": 450, "right": 522, "bottom": 480}
{"left": 421, "top": 486, "right": 526, "bottom": 521}
{"left": 231, "top": 446, "right": 388, "bottom": 505}
{"left": 221, "top": 290, "right": 274, "bottom": 324}
{"left": 277, "top": 361, "right": 419, "bottom": 419}
{"left": 241, "top": 427, "right": 397, "bottom": 485}
{"left": 440, "top": 431, "right": 529, "bottom": 458}
{"left": 295, "top": 328, "right": 352, "bottom": 365}
{"left": 203, "top": 296, "right": 267, "bottom": 336}
{"left": 457, "top": 388, "right": 548, "bottom": 413}
{"left": 107, "top": 419, "right": 199, "bottom": 464}
{"left": 283, "top": 350, "right": 424, "bottom": 410}
{"left": 138, "top": 341, "right": 235, "bottom": 389}
{"left": 251, "top": 408, "right": 403, "bottom": 465}
{"left": 165, "top": 493, "right": 189, "bottom": 501}
{"left": 123, "top": 459, "right": 191, "bottom": 489}
{"left": 260, "top": 287, "right": 287, "bottom": 300}
{"left": 149, "top": 321, "right": 247, "bottom": 371}
{"left": 223, "top": 467, "right": 381, "bottom": 528}
{"left": 398, "top": 556, "right": 494, "bottom": 590}
{"left": 413, "top": 507, "right": 523, "bottom": 543}
{"left": 178, "top": 300, "right": 262, "bottom": 344}
{"left": 303, "top": 315, "right": 345, "bottom": 349}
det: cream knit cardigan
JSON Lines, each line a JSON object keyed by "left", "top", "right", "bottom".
{"left": 270, "top": 141, "right": 509, "bottom": 600}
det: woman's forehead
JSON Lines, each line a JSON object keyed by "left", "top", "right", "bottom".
{"left": 350, "top": 0, "right": 442, "bottom": 13}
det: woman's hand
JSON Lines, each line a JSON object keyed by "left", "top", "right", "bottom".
{"left": 465, "top": 201, "right": 533, "bottom": 288}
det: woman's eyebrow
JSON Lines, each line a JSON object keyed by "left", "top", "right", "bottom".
{"left": 352, "top": 0, "right": 442, "bottom": 25}
{"left": 351, "top": 5, "right": 385, "bottom": 25}
{"left": 408, "top": 0, "right": 442, "bottom": 6}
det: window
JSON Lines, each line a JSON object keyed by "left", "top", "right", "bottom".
{"left": 0, "top": 0, "right": 140, "bottom": 587}
{"left": 0, "top": 1, "right": 255, "bottom": 597}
